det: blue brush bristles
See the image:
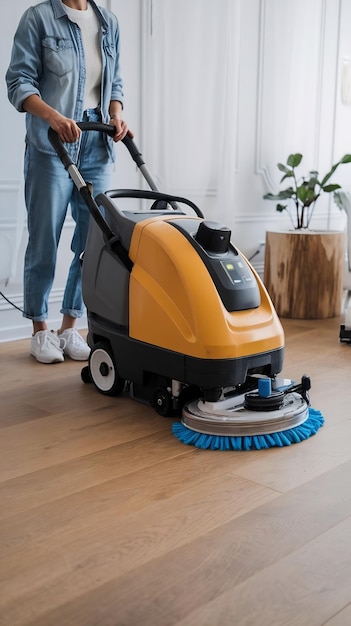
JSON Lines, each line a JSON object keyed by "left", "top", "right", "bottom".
{"left": 172, "top": 407, "right": 324, "bottom": 451}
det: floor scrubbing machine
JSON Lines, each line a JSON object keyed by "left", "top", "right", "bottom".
{"left": 49, "top": 123, "right": 324, "bottom": 450}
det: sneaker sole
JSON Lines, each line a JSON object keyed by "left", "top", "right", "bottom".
{"left": 31, "top": 352, "right": 64, "bottom": 364}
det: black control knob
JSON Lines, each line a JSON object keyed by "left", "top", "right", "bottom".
{"left": 195, "top": 220, "right": 231, "bottom": 253}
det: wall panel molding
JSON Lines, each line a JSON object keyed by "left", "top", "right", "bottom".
{"left": 255, "top": 0, "right": 330, "bottom": 192}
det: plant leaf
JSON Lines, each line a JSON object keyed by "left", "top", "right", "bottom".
{"left": 305, "top": 175, "right": 319, "bottom": 190}
{"left": 340, "top": 154, "right": 351, "bottom": 164}
{"left": 322, "top": 183, "right": 341, "bottom": 192}
{"left": 277, "top": 163, "right": 291, "bottom": 173}
{"left": 276, "top": 203, "right": 287, "bottom": 213}
{"left": 280, "top": 172, "right": 294, "bottom": 183}
{"left": 320, "top": 164, "right": 339, "bottom": 186}
{"left": 320, "top": 155, "right": 351, "bottom": 185}
{"left": 263, "top": 188, "right": 295, "bottom": 201}
{"left": 297, "top": 185, "right": 317, "bottom": 205}
{"left": 287, "top": 153, "right": 303, "bottom": 168}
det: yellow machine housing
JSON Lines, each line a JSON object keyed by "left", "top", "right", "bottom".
{"left": 82, "top": 193, "right": 284, "bottom": 404}
{"left": 129, "top": 216, "right": 283, "bottom": 360}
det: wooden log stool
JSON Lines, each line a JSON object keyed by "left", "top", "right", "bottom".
{"left": 263, "top": 230, "right": 345, "bottom": 319}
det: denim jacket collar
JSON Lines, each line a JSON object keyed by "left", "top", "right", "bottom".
{"left": 51, "top": 0, "right": 109, "bottom": 31}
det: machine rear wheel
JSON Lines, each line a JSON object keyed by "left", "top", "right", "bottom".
{"left": 152, "top": 387, "right": 174, "bottom": 417}
{"left": 89, "top": 342, "right": 125, "bottom": 396}
{"left": 81, "top": 365, "right": 92, "bottom": 384}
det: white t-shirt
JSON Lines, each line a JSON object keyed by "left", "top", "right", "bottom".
{"left": 62, "top": 2, "right": 102, "bottom": 109}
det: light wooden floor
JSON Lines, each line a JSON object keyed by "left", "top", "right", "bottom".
{"left": 0, "top": 316, "right": 351, "bottom": 626}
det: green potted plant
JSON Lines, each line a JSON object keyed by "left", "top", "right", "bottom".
{"left": 263, "top": 152, "right": 351, "bottom": 229}
{"left": 262, "top": 152, "right": 351, "bottom": 319}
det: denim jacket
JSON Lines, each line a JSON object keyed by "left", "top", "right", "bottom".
{"left": 6, "top": 0, "right": 124, "bottom": 161}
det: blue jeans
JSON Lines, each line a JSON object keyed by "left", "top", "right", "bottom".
{"left": 23, "top": 109, "right": 112, "bottom": 321}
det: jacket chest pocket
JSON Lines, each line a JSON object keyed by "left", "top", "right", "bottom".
{"left": 102, "top": 40, "right": 116, "bottom": 68}
{"left": 42, "top": 37, "right": 74, "bottom": 77}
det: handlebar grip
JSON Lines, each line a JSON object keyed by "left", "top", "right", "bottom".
{"left": 122, "top": 132, "right": 145, "bottom": 167}
{"left": 48, "top": 122, "right": 116, "bottom": 168}
{"left": 47, "top": 127, "right": 73, "bottom": 168}
{"left": 48, "top": 123, "right": 146, "bottom": 176}
{"left": 76, "top": 121, "right": 116, "bottom": 135}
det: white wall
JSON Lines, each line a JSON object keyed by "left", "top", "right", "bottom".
{"left": 142, "top": 0, "right": 351, "bottom": 244}
{"left": 1, "top": 0, "right": 351, "bottom": 342}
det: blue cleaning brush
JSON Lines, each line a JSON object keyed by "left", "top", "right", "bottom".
{"left": 172, "top": 407, "right": 325, "bottom": 451}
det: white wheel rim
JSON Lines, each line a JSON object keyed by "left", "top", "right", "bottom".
{"left": 90, "top": 348, "right": 115, "bottom": 392}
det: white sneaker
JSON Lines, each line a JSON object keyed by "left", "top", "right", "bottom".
{"left": 58, "top": 328, "right": 91, "bottom": 361}
{"left": 31, "top": 330, "right": 66, "bottom": 364}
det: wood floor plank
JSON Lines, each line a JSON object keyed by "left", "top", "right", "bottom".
{"left": 0, "top": 435, "right": 266, "bottom": 521}
{"left": 0, "top": 473, "right": 278, "bottom": 624}
{"left": 323, "top": 603, "right": 351, "bottom": 625}
{"left": 1, "top": 459, "right": 351, "bottom": 626}
{"left": 234, "top": 414, "right": 351, "bottom": 492}
{"left": 0, "top": 401, "right": 168, "bottom": 482}
{"left": 0, "top": 431, "right": 186, "bottom": 519}
{"left": 0, "top": 337, "right": 87, "bottom": 395}
{"left": 1, "top": 316, "right": 350, "bottom": 626}
{"left": 174, "top": 515, "right": 351, "bottom": 626}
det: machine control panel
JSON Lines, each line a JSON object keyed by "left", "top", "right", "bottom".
{"left": 220, "top": 259, "right": 254, "bottom": 286}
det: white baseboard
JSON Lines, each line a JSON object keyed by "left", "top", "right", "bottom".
{"left": 0, "top": 316, "right": 88, "bottom": 344}
{"left": 0, "top": 296, "right": 88, "bottom": 343}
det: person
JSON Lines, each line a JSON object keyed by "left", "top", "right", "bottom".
{"left": 6, "top": 0, "right": 128, "bottom": 363}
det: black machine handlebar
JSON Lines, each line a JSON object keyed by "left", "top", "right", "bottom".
{"left": 47, "top": 122, "right": 204, "bottom": 249}
{"left": 47, "top": 122, "right": 204, "bottom": 219}
{"left": 48, "top": 122, "right": 145, "bottom": 169}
